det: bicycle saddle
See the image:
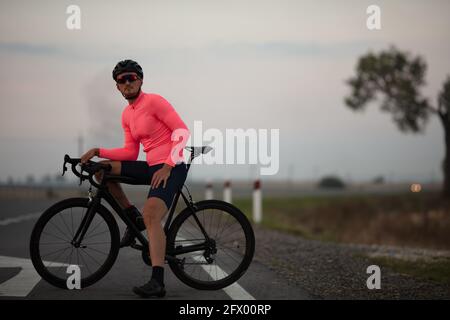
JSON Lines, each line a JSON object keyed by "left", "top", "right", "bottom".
{"left": 184, "top": 146, "right": 213, "bottom": 160}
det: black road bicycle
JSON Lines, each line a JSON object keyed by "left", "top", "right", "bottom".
{"left": 29, "top": 146, "right": 255, "bottom": 290}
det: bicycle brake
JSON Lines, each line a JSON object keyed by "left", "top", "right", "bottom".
{"left": 78, "top": 165, "right": 86, "bottom": 186}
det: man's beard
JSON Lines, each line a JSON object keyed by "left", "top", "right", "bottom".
{"left": 123, "top": 87, "right": 141, "bottom": 100}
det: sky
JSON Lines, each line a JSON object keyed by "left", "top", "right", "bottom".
{"left": 0, "top": 0, "right": 449, "bottom": 184}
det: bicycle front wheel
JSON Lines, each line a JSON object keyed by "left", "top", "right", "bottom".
{"left": 167, "top": 200, "right": 255, "bottom": 290}
{"left": 29, "top": 197, "right": 120, "bottom": 289}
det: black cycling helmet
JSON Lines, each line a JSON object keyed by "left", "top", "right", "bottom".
{"left": 112, "top": 59, "right": 144, "bottom": 81}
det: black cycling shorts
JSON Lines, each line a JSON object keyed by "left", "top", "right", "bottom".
{"left": 120, "top": 160, "right": 188, "bottom": 210}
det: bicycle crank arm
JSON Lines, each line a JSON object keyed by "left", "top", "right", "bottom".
{"left": 130, "top": 243, "right": 144, "bottom": 250}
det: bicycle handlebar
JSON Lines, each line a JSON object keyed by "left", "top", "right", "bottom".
{"left": 62, "top": 154, "right": 112, "bottom": 189}
{"left": 62, "top": 146, "right": 210, "bottom": 188}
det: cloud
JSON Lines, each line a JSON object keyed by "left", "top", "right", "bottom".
{"left": 0, "top": 39, "right": 381, "bottom": 64}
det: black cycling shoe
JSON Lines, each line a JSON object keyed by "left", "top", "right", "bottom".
{"left": 132, "top": 279, "right": 166, "bottom": 298}
{"left": 119, "top": 227, "right": 136, "bottom": 248}
{"left": 120, "top": 206, "right": 146, "bottom": 248}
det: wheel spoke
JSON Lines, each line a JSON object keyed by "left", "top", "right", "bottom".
{"left": 41, "top": 246, "right": 71, "bottom": 259}
{"left": 84, "top": 246, "right": 109, "bottom": 256}
{"left": 78, "top": 248, "right": 92, "bottom": 275}
{"left": 48, "top": 220, "right": 71, "bottom": 242}
{"left": 84, "top": 216, "right": 105, "bottom": 239}
{"left": 81, "top": 247, "right": 102, "bottom": 267}
{"left": 70, "top": 208, "right": 75, "bottom": 238}
{"left": 83, "top": 229, "right": 110, "bottom": 240}
{"left": 59, "top": 211, "right": 73, "bottom": 239}
{"left": 39, "top": 242, "right": 70, "bottom": 245}
{"left": 46, "top": 246, "right": 71, "bottom": 266}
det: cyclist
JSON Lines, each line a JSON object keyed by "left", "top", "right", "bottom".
{"left": 80, "top": 59, "right": 190, "bottom": 298}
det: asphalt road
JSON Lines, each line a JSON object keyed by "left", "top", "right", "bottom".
{"left": 0, "top": 198, "right": 311, "bottom": 300}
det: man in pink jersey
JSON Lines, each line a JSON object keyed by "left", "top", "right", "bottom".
{"left": 80, "top": 59, "right": 190, "bottom": 298}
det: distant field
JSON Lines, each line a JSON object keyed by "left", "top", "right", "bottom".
{"left": 234, "top": 191, "right": 450, "bottom": 251}
{"left": 2, "top": 184, "right": 448, "bottom": 250}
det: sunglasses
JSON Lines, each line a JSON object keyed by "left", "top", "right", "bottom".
{"left": 116, "top": 74, "right": 140, "bottom": 84}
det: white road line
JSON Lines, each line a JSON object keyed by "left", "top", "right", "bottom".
{"left": 191, "top": 255, "right": 255, "bottom": 300}
{"left": 0, "top": 255, "right": 69, "bottom": 297}
{"left": 179, "top": 237, "right": 255, "bottom": 300}
{"left": 0, "top": 212, "right": 42, "bottom": 226}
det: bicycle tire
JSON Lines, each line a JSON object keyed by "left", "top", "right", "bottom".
{"left": 167, "top": 200, "right": 255, "bottom": 290}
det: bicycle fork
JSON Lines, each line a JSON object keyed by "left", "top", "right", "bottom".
{"left": 71, "top": 195, "right": 100, "bottom": 248}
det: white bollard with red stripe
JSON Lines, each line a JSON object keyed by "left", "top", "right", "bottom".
{"left": 223, "top": 180, "right": 232, "bottom": 203}
{"left": 253, "top": 179, "right": 262, "bottom": 224}
{"left": 205, "top": 181, "right": 213, "bottom": 200}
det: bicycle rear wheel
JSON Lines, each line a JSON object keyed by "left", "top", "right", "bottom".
{"left": 29, "top": 198, "right": 120, "bottom": 289}
{"left": 167, "top": 200, "right": 255, "bottom": 290}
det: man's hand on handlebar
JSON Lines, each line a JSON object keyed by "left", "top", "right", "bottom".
{"left": 81, "top": 148, "right": 100, "bottom": 164}
{"left": 64, "top": 153, "right": 111, "bottom": 188}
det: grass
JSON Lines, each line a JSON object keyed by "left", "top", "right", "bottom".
{"left": 233, "top": 192, "right": 450, "bottom": 285}
{"left": 233, "top": 191, "right": 450, "bottom": 250}
{"left": 366, "top": 256, "right": 450, "bottom": 285}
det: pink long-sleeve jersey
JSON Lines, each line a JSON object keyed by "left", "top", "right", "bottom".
{"left": 98, "top": 91, "right": 190, "bottom": 167}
